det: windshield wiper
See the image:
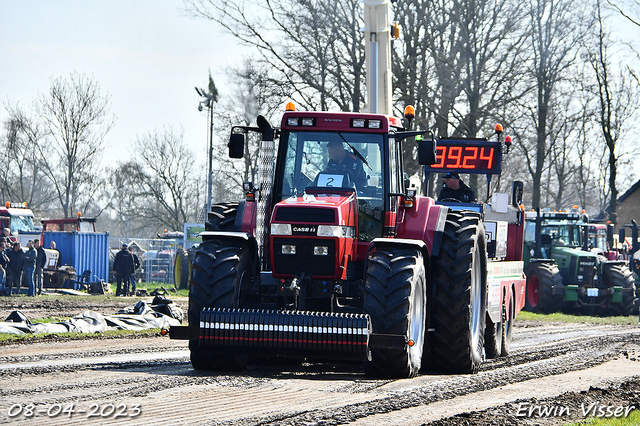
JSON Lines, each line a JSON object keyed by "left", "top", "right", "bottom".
{"left": 336, "top": 132, "right": 371, "bottom": 170}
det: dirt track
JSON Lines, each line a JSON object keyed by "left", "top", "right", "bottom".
{"left": 1, "top": 297, "right": 640, "bottom": 425}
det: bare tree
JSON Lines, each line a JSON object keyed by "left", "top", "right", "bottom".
{"left": 210, "top": 61, "right": 283, "bottom": 202}
{"left": 606, "top": 0, "right": 640, "bottom": 26}
{"left": 186, "top": 0, "right": 366, "bottom": 111}
{"left": 35, "top": 73, "right": 114, "bottom": 217}
{"left": 123, "top": 127, "right": 205, "bottom": 232}
{"left": 525, "top": 0, "right": 591, "bottom": 209}
{"left": 0, "top": 107, "right": 54, "bottom": 214}
{"left": 588, "top": 0, "right": 640, "bottom": 224}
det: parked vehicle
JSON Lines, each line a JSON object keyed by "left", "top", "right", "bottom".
{"left": 0, "top": 202, "right": 40, "bottom": 246}
{"left": 523, "top": 209, "right": 636, "bottom": 315}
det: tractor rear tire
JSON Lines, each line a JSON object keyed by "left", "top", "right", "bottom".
{"left": 206, "top": 202, "right": 240, "bottom": 231}
{"left": 603, "top": 264, "right": 636, "bottom": 316}
{"left": 432, "top": 210, "right": 487, "bottom": 374}
{"left": 363, "top": 246, "right": 426, "bottom": 378}
{"left": 525, "top": 262, "right": 563, "bottom": 314}
{"left": 188, "top": 239, "right": 256, "bottom": 371}
{"left": 174, "top": 248, "right": 190, "bottom": 290}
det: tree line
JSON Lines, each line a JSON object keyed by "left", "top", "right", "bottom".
{"left": 3, "top": 0, "right": 638, "bottom": 237}
{"left": 190, "top": 0, "right": 640, "bottom": 225}
{"left": 1, "top": 73, "right": 205, "bottom": 238}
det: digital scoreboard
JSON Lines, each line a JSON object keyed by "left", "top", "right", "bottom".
{"left": 425, "top": 139, "right": 502, "bottom": 175}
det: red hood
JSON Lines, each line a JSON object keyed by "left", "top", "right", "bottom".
{"left": 277, "top": 193, "right": 355, "bottom": 209}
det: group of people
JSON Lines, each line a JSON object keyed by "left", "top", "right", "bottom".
{"left": 112, "top": 243, "right": 140, "bottom": 297}
{"left": 0, "top": 228, "right": 58, "bottom": 297}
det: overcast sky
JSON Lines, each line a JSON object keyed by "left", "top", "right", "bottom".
{"left": 0, "top": 0, "right": 245, "bottom": 166}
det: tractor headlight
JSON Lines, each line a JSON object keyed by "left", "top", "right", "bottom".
{"left": 317, "top": 225, "right": 354, "bottom": 238}
{"left": 282, "top": 244, "right": 296, "bottom": 255}
{"left": 271, "top": 223, "right": 292, "bottom": 235}
{"left": 314, "top": 246, "right": 329, "bottom": 256}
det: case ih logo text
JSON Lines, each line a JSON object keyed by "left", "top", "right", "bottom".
{"left": 292, "top": 226, "right": 317, "bottom": 234}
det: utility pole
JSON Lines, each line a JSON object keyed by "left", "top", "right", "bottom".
{"left": 195, "top": 74, "right": 219, "bottom": 216}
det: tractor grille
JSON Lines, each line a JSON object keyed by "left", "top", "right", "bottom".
{"left": 273, "top": 238, "right": 336, "bottom": 276}
{"left": 199, "top": 309, "right": 369, "bottom": 358}
{"left": 275, "top": 207, "right": 336, "bottom": 223}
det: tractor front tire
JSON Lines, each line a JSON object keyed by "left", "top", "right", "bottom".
{"left": 432, "top": 210, "right": 487, "bottom": 374}
{"left": 603, "top": 264, "right": 636, "bottom": 316}
{"left": 363, "top": 247, "right": 426, "bottom": 378}
{"left": 525, "top": 262, "right": 563, "bottom": 314}
{"left": 188, "top": 239, "right": 256, "bottom": 371}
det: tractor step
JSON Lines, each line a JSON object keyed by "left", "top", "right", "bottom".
{"left": 199, "top": 308, "right": 372, "bottom": 360}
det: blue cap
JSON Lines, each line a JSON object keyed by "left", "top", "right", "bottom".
{"left": 443, "top": 172, "right": 460, "bottom": 179}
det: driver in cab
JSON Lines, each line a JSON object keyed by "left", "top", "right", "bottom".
{"left": 325, "top": 140, "right": 367, "bottom": 188}
{"left": 438, "top": 172, "right": 476, "bottom": 203}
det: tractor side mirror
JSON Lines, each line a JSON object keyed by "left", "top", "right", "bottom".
{"left": 228, "top": 133, "right": 245, "bottom": 159}
{"left": 418, "top": 138, "right": 437, "bottom": 165}
{"left": 512, "top": 181, "right": 523, "bottom": 207}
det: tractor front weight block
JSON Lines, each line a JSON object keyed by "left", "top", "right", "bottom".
{"left": 198, "top": 308, "right": 376, "bottom": 361}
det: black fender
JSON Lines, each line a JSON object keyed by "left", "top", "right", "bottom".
{"left": 198, "top": 231, "right": 260, "bottom": 272}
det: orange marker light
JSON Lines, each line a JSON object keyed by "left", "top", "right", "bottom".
{"left": 404, "top": 105, "right": 415, "bottom": 120}
{"left": 77, "top": 212, "right": 82, "bottom": 217}
{"left": 285, "top": 102, "right": 296, "bottom": 111}
{"left": 495, "top": 124, "right": 503, "bottom": 133}
{"left": 407, "top": 340, "right": 415, "bottom": 347}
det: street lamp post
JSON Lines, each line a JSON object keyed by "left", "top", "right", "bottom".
{"left": 196, "top": 81, "right": 219, "bottom": 217}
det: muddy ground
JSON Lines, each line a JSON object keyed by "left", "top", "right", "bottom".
{"left": 1, "top": 295, "right": 639, "bottom": 425}
{"left": 0, "top": 293, "right": 189, "bottom": 324}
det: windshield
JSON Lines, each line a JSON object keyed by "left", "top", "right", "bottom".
{"left": 525, "top": 220, "right": 584, "bottom": 247}
{"left": 10, "top": 215, "right": 35, "bottom": 233}
{"left": 279, "top": 131, "right": 384, "bottom": 197}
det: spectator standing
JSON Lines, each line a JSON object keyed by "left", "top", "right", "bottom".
{"left": 113, "top": 243, "right": 135, "bottom": 296}
{"left": 23, "top": 240, "right": 37, "bottom": 297}
{"left": 2, "top": 228, "right": 12, "bottom": 245}
{"left": 0, "top": 241, "right": 8, "bottom": 296}
{"left": 128, "top": 246, "right": 140, "bottom": 296}
{"left": 34, "top": 239, "right": 46, "bottom": 295}
{"left": 7, "top": 241, "right": 24, "bottom": 295}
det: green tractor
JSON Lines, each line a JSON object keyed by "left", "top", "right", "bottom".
{"left": 619, "top": 220, "right": 640, "bottom": 311}
{"left": 523, "top": 209, "right": 636, "bottom": 315}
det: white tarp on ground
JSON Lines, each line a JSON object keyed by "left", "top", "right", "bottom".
{"left": 0, "top": 298, "right": 182, "bottom": 336}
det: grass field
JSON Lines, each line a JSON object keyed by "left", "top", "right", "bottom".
{"left": 565, "top": 409, "right": 640, "bottom": 425}
{"left": 516, "top": 311, "right": 639, "bottom": 325}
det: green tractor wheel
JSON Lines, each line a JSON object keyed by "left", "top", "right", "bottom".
{"left": 174, "top": 248, "right": 191, "bottom": 290}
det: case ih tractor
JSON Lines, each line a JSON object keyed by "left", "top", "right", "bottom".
{"left": 169, "top": 107, "right": 527, "bottom": 378}
{"left": 523, "top": 210, "right": 636, "bottom": 315}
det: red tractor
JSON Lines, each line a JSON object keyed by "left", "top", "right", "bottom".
{"left": 170, "top": 107, "right": 526, "bottom": 378}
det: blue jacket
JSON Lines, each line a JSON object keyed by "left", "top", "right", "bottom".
{"left": 23, "top": 247, "right": 37, "bottom": 269}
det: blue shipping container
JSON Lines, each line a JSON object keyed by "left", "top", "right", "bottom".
{"left": 43, "top": 232, "right": 110, "bottom": 282}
